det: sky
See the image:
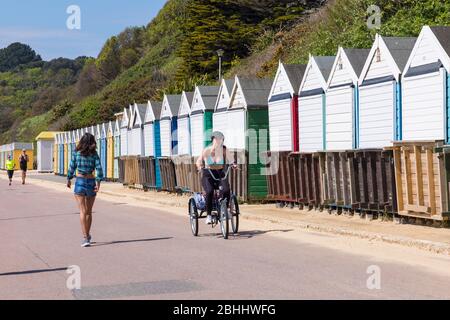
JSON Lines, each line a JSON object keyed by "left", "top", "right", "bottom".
{"left": 0, "top": 0, "right": 167, "bottom": 60}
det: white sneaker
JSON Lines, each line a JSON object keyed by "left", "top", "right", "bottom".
{"left": 205, "top": 215, "right": 212, "bottom": 225}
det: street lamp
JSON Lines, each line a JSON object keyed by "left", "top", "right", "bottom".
{"left": 217, "top": 49, "right": 224, "bottom": 83}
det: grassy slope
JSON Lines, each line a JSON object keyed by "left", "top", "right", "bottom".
{"left": 226, "top": 0, "right": 450, "bottom": 78}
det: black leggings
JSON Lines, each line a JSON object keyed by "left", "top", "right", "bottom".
{"left": 202, "top": 169, "right": 230, "bottom": 215}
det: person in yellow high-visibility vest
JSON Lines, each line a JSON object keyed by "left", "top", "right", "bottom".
{"left": 5, "top": 154, "right": 15, "bottom": 186}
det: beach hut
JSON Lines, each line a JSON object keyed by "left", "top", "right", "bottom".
{"left": 107, "top": 121, "right": 114, "bottom": 180}
{"left": 0, "top": 145, "right": 5, "bottom": 169}
{"left": 190, "top": 85, "right": 220, "bottom": 157}
{"left": 268, "top": 62, "right": 306, "bottom": 152}
{"left": 57, "top": 133, "right": 62, "bottom": 175}
{"left": 53, "top": 134, "right": 59, "bottom": 174}
{"left": 226, "top": 76, "right": 273, "bottom": 150}
{"left": 95, "top": 124, "right": 101, "bottom": 157}
{"left": 298, "top": 55, "right": 335, "bottom": 152}
{"left": 113, "top": 118, "right": 121, "bottom": 180}
{"left": 401, "top": 26, "right": 450, "bottom": 142}
{"left": 143, "top": 101, "right": 163, "bottom": 157}
{"left": 177, "top": 91, "right": 194, "bottom": 156}
{"left": 143, "top": 100, "right": 163, "bottom": 188}
{"left": 127, "top": 105, "right": 135, "bottom": 156}
{"left": 226, "top": 76, "right": 273, "bottom": 201}
{"left": 358, "top": 35, "right": 416, "bottom": 148}
{"left": 213, "top": 78, "right": 235, "bottom": 141}
{"left": 130, "top": 103, "right": 146, "bottom": 156}
{"left": 325, "top": 47, "right": 370, "bottom": 150}
{"left": 160, "top": 94, "right": 182, "bottom": 156}
{"left": 100, "top": 123, "right": 107, "bottom": 176}
{"left": 120, "top": 108, "right": 130, "bottom": 156}
{"left": 63, "top": 132, "right": 69, "bottom": 175}
{"left": 66, "top": 131, "right": 74, "bottom": 171}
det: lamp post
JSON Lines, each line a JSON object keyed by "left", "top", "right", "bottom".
{"left": 217, "top": 49, "right": 224, "bottom": 83}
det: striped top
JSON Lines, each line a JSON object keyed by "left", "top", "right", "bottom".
{"left": 67, "top": 151, "right": 104, "bottom": 182}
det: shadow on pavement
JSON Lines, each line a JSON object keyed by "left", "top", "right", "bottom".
{"left": 0, "top": 267, "right": 68, "bottom": 277}
{"left": 199, "top": 229, "right": 294, "bottom": 239}
{"left": 91, "top": 237, "right": 173, "bottom": 247}
{"left": 0, "top": 212, "right": 79, "bottom": 221}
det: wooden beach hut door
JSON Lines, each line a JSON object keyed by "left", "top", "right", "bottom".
{"left": 326, "top": 86, "right": 354, "bottom": 150}
{"left": 120, "top": 108, "right": 129, "bottom": 156}
{"left": 325, "top": 48, "right": 370, "bottom": 150}
{"left": 190, "top": 113, "right": 205, "bottom": 157}
{"left": 401, "top": 26, "right": 450, "bottom": 142}
{"left": 227, "top": 109, "right": 246, "bottom": 150}
{"left": 114, "top": 120, "right": 121, "bottom": 179}
{"left": 160, "top": 119, "right": 172, "bottom": 157}
{"left": 107, "top": 128, "right": 114, "bottom": 179}
{"left": 298, "top": 56, "right": 335, "bottom": 152}
{"left": 177, "top": 116, "right": 191, "bottom": 156}
{"left": 143, "top": 122, "right": 154, "bottom": 157}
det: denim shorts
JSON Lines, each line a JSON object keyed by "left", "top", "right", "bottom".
{"left": 74, "top": 177, "right": 97, "bottom": 197}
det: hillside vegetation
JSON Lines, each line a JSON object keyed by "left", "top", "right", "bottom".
{"left": 1, "top": 0, "right": 449, "bottom": 144}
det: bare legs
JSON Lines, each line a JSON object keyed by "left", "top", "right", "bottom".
{"left": 21, "top": 170, "right": 26, "bottom": 184}
{"left": 75, "top": 195, "right": 96, "bottom": 239}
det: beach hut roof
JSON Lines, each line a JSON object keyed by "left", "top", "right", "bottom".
{"left": 327, "top": 47, "right": 370, "bottom": 88}
{"left": 214, "top": 78, "right": 235, "bottom": 111}
{"left": 35, "top": 131, "right": 58, "bottom": 141}
{"left": 283, "top": 63, "right": 307, "bottom": 95}
{"left": 231, "top": 77, "right": 273, "bottom": 109}
{"left": 314, "top": 56, "right": 336, "bottom": 82}
{"left": 358, "top": 35, "right": 416, "bottom": 84}
{"left": 162, "top": 94, "right": 182, "bottom": 118}
{"left": 383, "top": 36, "right": 417, "bottom": 71}
{"left": 195, "top": 85, "right": 220, "bottom": 112}
{"left": 430, "top": 26, "right": 450, "bottom": 58}
{"left": 144, "top": 100, "right": 163, "bottom": 123}
{"left": 178, "top": 91, "right": 195, "bottom": 116}
{"left": 343, "top": 48, "right": 371, "bottom": 76}
{"left": 133, "top": 103, "right": 147, "bottom": 127}
{"left": 120, "top": 107, "right": 130, "bottom": 128}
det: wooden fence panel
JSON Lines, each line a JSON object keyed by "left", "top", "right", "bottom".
{"left": 347, "top": 149, "right": 397, "bottom": 214}
{"left": 264, "top": 151, "right": 296, "bottom": 202}
{"left": 158, "top": 157, "right": 177, "bottom": 192}
{"left": 138, "top": 157, "right": 156, "bottom": 189}
{"left": 391, "top": 141, "right": 449, "bottom": 221}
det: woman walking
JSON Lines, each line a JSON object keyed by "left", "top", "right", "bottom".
{"left": 67, "top": 133, "right": 104, "bottom": 247}
{"left": 19, "top": 149, "right": 29, "bottom": 185}
{"left": 5, "top": 154, "right": 15, "bottom": 186}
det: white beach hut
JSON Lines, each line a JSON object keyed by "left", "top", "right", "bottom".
{"left": 268, "top": 62, "right": 306, "bottom": 152}
{"left": 325, "top": 47, "right": 370, "bottom": 150}
{"left": 358, "top": 35, "right": 416, "bottom": 148}
{"left": 190, "top": 85, "right": 220, "bottom": 157}
{"left": 160, "top": 94, "right": 182, "bottom": 156}
{"left": 213, "top": 78, "right": 235, "bottom": 141}
{"left": 298, "top": 55, "right": 335, "bottom": 152}
{"left": 177, "top": 91, "right": 194, "bottom": 156}
{"left": 120, "top": 107, "right": 130, "bottom": 156}
{"left": 401, "top": 26, "right": 450, "bottom": 141}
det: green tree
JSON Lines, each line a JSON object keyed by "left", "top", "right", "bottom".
{"left": 0, "top": 43, "right": 42, "bottom": 72}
